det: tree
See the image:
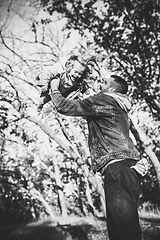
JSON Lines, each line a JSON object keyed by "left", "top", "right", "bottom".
{"left": 0, "top": 0, "right": 105, "bottom": 221}
{"left": 1, "top": 0, "right": 160, "bottom": 222}
{"left": 39, "top": 0, "right": 160, "bottom": 189}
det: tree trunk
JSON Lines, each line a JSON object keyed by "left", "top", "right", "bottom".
{"left": 25, "top": 114, "right": 106, "bottom": 216}
{"left": 130, "top": 119, "right": 160, "bottom": 185}
{"left": 31, "top": 188, "right": 56, "bottom": 222}
{"left": 95, "top": 173, "right": 106, "bottom": 217}
{"left": 86, "top": 171, "right": 106, "bottom": 217}
{"left": 84, "top": 175, "right": 96, "bottom": 215}
{"left": 25, "top": 115, "right": 80, "bottom": 161}
{"left": 54, "top": 155, "right": 68, "bottom": 218}
{"left": 145, "top": 146, "right": 160, "bottom": 186}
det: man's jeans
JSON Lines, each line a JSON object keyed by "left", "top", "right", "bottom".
{"left": 103, "top": 159, "right": 142, "bottom": 240}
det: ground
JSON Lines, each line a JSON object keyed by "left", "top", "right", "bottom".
{"left": 0, "top": 217, "right": 160, "bottom": 240}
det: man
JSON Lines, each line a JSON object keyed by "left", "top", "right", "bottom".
{"left": 48, "top": 68, "right": 147, "bottom": 240}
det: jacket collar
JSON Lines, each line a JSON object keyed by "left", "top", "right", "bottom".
{"left": 103, "top": 92, "right": 131, "bottom": 112}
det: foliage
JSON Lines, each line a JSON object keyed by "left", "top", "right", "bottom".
{"left": 0, "top": 0, "right": 160, "bottom": 222}
{"left": 40, "top": 0, "right": 160, "bottom": 203}
{"left": 40, "top": 0, "right": 160, "bottom": 138}
{"left": 140, "top": 163, "right": 160, "bottom": 206}
{"left": 0, "top": 162, "right": 33, "bottom": 223}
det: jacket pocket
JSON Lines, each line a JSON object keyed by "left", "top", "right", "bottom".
{"left": 108, "top": 164, "right": 119, "bottom": 180}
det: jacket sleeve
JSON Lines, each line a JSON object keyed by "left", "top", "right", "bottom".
{"left": 50, "top": 91, "right": 96, "bottom": 116}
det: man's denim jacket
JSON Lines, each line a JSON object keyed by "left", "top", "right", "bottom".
{"left": 50, "top": 91, "right": 140, "bottom": 173}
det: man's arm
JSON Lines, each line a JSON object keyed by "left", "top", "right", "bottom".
{"left": 50, "top": 79, "right": 95, "bottom": 116}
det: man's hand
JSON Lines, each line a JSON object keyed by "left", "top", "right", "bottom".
{"left": 50, "top": 78, "right": 61, "bottom": 92}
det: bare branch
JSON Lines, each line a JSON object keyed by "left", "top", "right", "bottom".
{"left": 0, "top": 33, "right": 29, "bottom": 66}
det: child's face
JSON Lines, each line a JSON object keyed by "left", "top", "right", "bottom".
{"left": 65, "top": 60, "right": 85, "bottom": 87}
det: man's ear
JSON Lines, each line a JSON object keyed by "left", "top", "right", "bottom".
{"left": 109, "top": 87, "right": 116, "bottom": 92}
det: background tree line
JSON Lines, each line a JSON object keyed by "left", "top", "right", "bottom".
{"left": 0, "top": 0, "right": 160, "bottom": 223}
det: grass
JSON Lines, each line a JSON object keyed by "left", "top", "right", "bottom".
{"left": 139, "top": 202, "right": 160, "bottom": 222}
{"left": 0, "top": 208, "right": 160, "bottom": 240}
{"left": 139, "top": 203, "right": 160, "bottom": 240}
{"left": 0, "top": 216, "right": 108, "bottom": 240}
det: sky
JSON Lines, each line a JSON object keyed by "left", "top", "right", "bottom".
{"left": 0, "top": 0, "right": 112, "bottom": 85}
{"left": 0, "top": 0, "right": 82, "bottom": 55}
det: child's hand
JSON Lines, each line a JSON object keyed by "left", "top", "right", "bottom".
{"left": 50, "top": 78, "right": 61, "bottom": 91}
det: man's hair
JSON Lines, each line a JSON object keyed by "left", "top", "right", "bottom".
{"left": 111, "top": 75, "right": 128, "bottom": 94}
